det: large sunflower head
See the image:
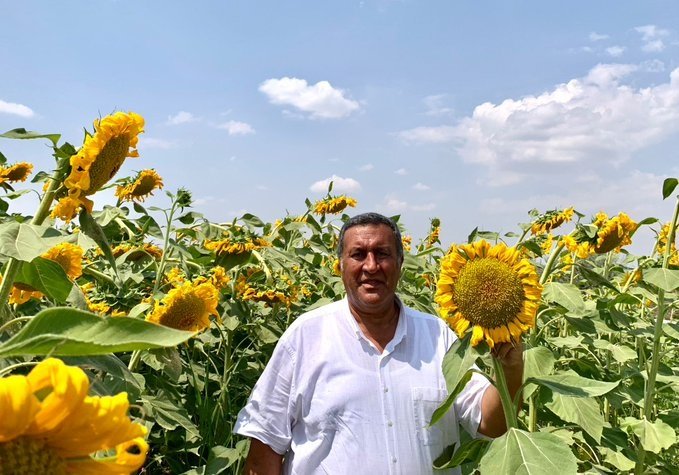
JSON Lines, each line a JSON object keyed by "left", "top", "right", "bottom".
{"left": 115, "top": 169, "right": 164, "bottom": 203}
{"left": 435, "top": 240, "right": 542, "bottom": 348}
{"left": 0, "top": 162, "right": 34, "bottom": 184}
{"left": 41, "top": 242, "right": 84, "bottom": 280}
{"left": 312, "top": 195, "right": 357, "bottom": 216}
{"left": 52, "top": 111, "right": 144, "bottom": 221}
{"left": 146, "top": 280, "right": 219, "bottom": 332}
{"left": 0, "top": 358, "right": 148, "bottom": 474}
{"left": 530, "top": 207, "right": 575, "bottom": 235}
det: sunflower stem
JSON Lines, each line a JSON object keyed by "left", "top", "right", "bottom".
{"left": 491, "top": 356, "right": 519, "bottom": 430}
{"left": 0, "top": 164, "right": 66, "bottom": 322}
{"left": 153, "top": 197, "right": 180, "bottom": 295}
{"left": 634, "top": 195, "right": 679, "bottom": 475}
{"left": 128, "top": 349, "right": 142, "bottom": 372}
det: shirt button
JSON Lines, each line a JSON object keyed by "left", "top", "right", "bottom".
{"left": 392, "top": 458, "right": 397, "bottom": 464}
{"left": 384, "top": 387, "right": 389, "bottom": 393}
{"left": 388, "top": 421, "right": 393, "bottom": 427}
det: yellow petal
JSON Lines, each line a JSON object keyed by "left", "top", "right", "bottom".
{"left": 0, "top": 375, "right": 40, "bottom": 442}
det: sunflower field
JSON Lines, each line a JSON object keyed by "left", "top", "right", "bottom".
{"left": 0, "top": 113, "right": 678, "bottom": 474}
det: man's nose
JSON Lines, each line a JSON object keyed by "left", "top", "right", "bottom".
{"left": 363, "top": 252, "right": 378, "bottom": 271}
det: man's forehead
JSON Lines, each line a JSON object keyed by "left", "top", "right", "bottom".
{"left": 343, "top": 224, "right": 396, "bottom": 247}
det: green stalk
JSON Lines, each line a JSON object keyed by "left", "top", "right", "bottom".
{"left": 491, "top": 356, "right": 519, "bottom": 430}
{"left": 0, "top": 165, "right": 66, "bottom": 322}
{"left": 152, "top": 198, "right": 180, "bottom": 295}
{"left": 635, "top": 195, "right": 679, "bottom": 474}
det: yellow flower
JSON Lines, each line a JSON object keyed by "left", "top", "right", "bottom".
{"left": 42, "top": 242, "right": 84, "bottom": 280}
{"left": 539, "top": 233, "right": 554, "bottom": 255}
{"left": 204, "top": 237, "right": 270, "bottom": 255}
{"left": 591, "top": 212, "right": 637, "bottom": 254}
{"left": 234, "top": 275, "right": 294, "bottom": 307}
{"left": 0, "top": 162, "right": 33, "bottom": 184}
{"left": 209, "top": 266, "right": 231, "bottom": 289}
{"left": 146, "top": 280, "right": 219, "bottom": 332}
{"left": 332, "top": 258, "right": 341, "bottom": 276}
{"left": 402, "top": 235, "right": 412, "bottom": 253}
{"left": 115, "top": 169, "right": 163, "bottom": 202}
{"left": 435, "top": 240, "right": 542, "bottom": 348}
{"left": 0, "top": 358, "right": 147, "bottom": 474}
{"left": 530, "top": 207, "right": 574, "bottom": 235}
{"left": 165, "top": 267, "right": 187, "bottom": 287}
{"left": 427, "top": 226, "right": 440, "bottom": 248}
{"left": 52, "top": 111, "right": 144, "bottom": 221}
{"left": 657, "top": 222, "right": 679, "bottom": 266}
{"left": 112, "top": 242, "right": 163, "bottom": 261}
{"left": 562, "top": 235, "right": 593, "bottom": 259}
{"left": 312, "top": 195, "right": 357, "bottom": 216}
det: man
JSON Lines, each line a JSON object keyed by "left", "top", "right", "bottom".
{"left": 235, "top": 213, "right": 523, "bottom": 474}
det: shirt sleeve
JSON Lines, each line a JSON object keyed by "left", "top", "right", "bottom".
{"left": 233, "top": 340, "right": 296, "bottom": 455}
{"left": 453, "top": 371, "right": 491, "bottom": 438}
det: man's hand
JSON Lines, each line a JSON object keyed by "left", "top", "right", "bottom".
{"left": 491, "top": 340, "right": 524, "bottom": 371}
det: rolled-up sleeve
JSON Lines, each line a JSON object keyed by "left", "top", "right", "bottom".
{"left": 234, "top": 341, "right": 296, "bottom": 455}
{"left": 453, "top": 371, "right": 491, "bottom": 438}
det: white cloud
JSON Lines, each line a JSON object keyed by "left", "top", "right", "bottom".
{"left": 167, "top": 111, "right": 199, "bottom": 125}
{"left": 310, "top": 175, "right": 361, "bottom": 193}
{"left": 359, "top": 163, "right": 374, "bottom": 171}
{"left": 259, "top": 77, "right": 360, "bottom": 119}
{"left": 397, "top": 125, "right": 457, "bottom": 144}
{"left": 139, "top": 137, "right": 175, "bottom": 149}
{"left": 413, "top": 182, "right": 430, "bottom": 191}
{"left": 589, "top": 32, "right": 609, "bottom": 42}
{"left": 442, "top": 63, "right": 679, "bottom": 176}
{"left": 394, "top": 168, "right": 407, "bottom": 175}
{"left": 606, "top": 46, "right": 626, "bottom": 57}
{"left": 423, "top": 94, "right": 454, "bottom": 116}
{"left": 642, "top": 59, "right": 665, "bottom": 72}
{"left": 380, "top": 194, "right": 435, "bottom": 213}
{"left": 216, "top": 120, "right": 255, "bottom": 136}
{"left": 0, "top": 99, "right": 34, "bottom": 117}
{"left": 635, "top": 25, "right": 669, "bottom": 52}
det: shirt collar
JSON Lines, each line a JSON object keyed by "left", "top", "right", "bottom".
{"left": 342, "top": 296, "right": 407, "bottom": 349}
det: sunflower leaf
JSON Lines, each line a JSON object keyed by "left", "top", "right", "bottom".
{"left": 478, "top": 428, "right": 578, "bottom": 475}
{"left": 0, "top": 307, "right": 194, "bottom": 357}
{"left": 527, "top": 372, "right": 619, "bottom": 397}
{"left": 662, "top": 177, "right": 678, "bottom": 200}
{"left": 434, "top": 438, "right": 490, "bottom": 469}
{"left": 542, "top": 282, "right": 586, "bottom": 312}
{"left": 14, "top": 257, "right": 73, "bottom": 303}
{"left": 0, "top": 128, "right": 60, "bottom": 146}
{"left": 544, "top": 393, "right": 604, "bottom": 443}
{"left": 78, "top": 209, "right": 119, "bottom": 279}
{"left": 0, "top": 222, "right": 68, "bottom": 261}
{"left": 643, "top": 268, "right": 679, "bottom": 292}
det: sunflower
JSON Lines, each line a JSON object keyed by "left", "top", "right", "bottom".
{"left": 435, "top": 240, "right": 542, "bottom": 348}
{"left": 0, "top": 358, "right": 147, "bottom": 474}
{"left": 146, "top": 280, "right": 219, "bottom": 332}
{"left": 562, "top": 235, "right": 593, "bottom": 259}
{"left": 204, "top": 237, "right": 270, "bottom": 255}
{"left": 0, "top": 162, "right": 34, "bottom": 184}
{"left": 111, "top": 242, "right": 163, "bottom": 261}
{"left": 115, "top": 169, "right": 163, "bottom": 203}
{"left": 42, "top": 243, "right": 84, "bottom": 280}
{"left": 530, "top": 207, "right": 574, "bottom": 235}
{"left": 312, "top": 195, "right": 357, "bottom": 216}
{"left": 402, "top": 235, "right": 412, "bottom": 253}
{"left": 52, "top": 112, "right": 144, "bottom": 221}
{"left": 591, "top": 212, "right": 637, "bottom": 254}
{"left": 657, "top": 222, "right": 679, "bottom": 265}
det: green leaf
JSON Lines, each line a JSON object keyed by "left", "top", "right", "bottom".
{"left": 143, "top": 394, "right": 201, "bottom": 441}
{"left": 643, "top": 267, "right": 679, "bottom": 292}
{"left": 78, "top": 210, "right": 118, "bottom": 276}
{"left": 430, "top": 370, "right": 473, "bottom": 426}
{"left": 592, "top": 339, "right": 637, "bottom": 363}
{"left": 542, "top": 282, "right": 585, "bottom": 312}
{"left": 576, "top": 264, "right": 619, "bottom": 293}
{"left": 0, "top": 307, "right": 194, "bottom": 357}
{"left": 478, "top": 428, "right": 577, "bottom": 475}
{"left": 61, "top": 355, "right": 145, "bottom": 401}
{"left": 545, "top": 393, "right": 604, "bottom": 442}
{"left": 523, "top": 347, "right": 556, "bottom": 399}
{"left": 433, "top": 438, "right": 489, "bottom": 469}
{"left": 442, "top": 335, "right": 476, "bottom": 394}
{"left": 0, "top": 128, "right": 60, "bottom": 146}
{"left": 662, "top": 177, "right": 678, "bottom": 199}
{"left": 621, "top": 417, "right": 677, "bottom": 454}
{"left": 528, "top": 372, "right": 619, "bottom": 397}
{"left": 599, "top": 447, "right": 635, "bottom": 471}
{"left": 14, "top": 257, "right": 73, "bottom": 302}
{"left": 0, "top": 222, "right": 68, "bottom": 261}
{"left": 663, "top": 322, "right": 679, "bottom": 340}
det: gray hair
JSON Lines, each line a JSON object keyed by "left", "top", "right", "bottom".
{"left": 337, "top": 212, "right": 404, "bottom": 264}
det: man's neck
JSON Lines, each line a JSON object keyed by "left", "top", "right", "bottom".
{"left": 349, "top": 299, "right": 400, "bottom": 353}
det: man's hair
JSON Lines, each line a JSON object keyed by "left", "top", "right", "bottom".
{"left": 337, "top": 212, "right": 404, "bottom": 264}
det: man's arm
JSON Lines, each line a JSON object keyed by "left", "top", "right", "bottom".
{"left": 478, "top": 341, "right": 524, "bottom": 438}
{"left": 243, "top": 438, "right": 284, "bottom": 475}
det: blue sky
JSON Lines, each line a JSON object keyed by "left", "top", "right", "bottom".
{"left": 2, "top": 1, "right": 679, "bottom": 254}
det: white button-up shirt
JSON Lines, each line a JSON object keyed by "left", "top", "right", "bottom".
{"left": 235, "top": 298, "right": 490, "bottom": 475}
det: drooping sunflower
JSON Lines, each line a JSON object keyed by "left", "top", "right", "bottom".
{"left": 312, "top": 195, "right": 357, "bottom": 216}
{"left": 52, "top": 111, "right": 145, "bottom": 221}
{"left": 530, "top": 207, "right": 574, "bottom": 235}
{"left": 115, "top": 169, "right": 163, "bottom": 203}
{"left": 426, "top": 218, "right": 441, "bottom": 248}
{"left": 111, "top": 242, "right": 163, "bottom": 261}
{"left": 591, "top": 212, "right": 637, "bottom": 254}
{"left": 435, "top": 240, "right": 542, "bottom": 348}
{"left": 234, "top": 275, "right": 294, "bottom": 307}
{"left": 0, "top": 162, "right": 34, "bottom": 184}
{"left": 146, "top": 280, "right": 219, "bottom": 332}
{"left": 0, "top": 358, "right": 148, "bottom": 474}
{"left": 657, "top": 222, "right": 679, "bottom": 266}
{"left": 204, "top": 237, "right": 270, "bottom": 255}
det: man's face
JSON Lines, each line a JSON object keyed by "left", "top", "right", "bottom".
{"left": 340, "top": 224, "right": 402, "bottom": 317}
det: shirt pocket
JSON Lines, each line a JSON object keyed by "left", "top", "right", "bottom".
{"left": 412, "top": 386, "right": 449, "bottom": 446}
